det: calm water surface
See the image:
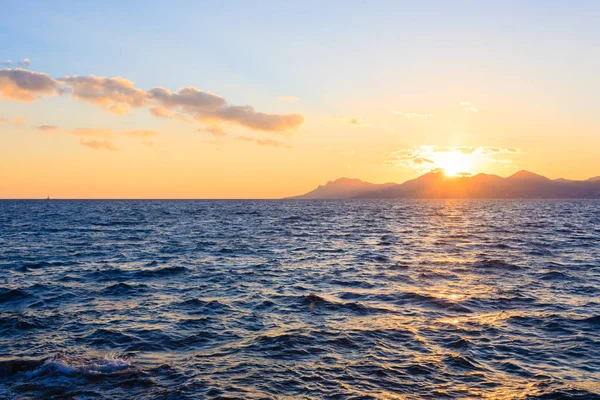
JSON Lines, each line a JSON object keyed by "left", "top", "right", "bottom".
{"left": 1, "top": 200, "right": 599, "bottom": 399}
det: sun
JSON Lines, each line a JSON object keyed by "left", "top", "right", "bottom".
{"left": 434, "top": 151, "right": 473, "bottom": 176}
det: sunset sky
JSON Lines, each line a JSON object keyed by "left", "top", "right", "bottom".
{"left": 1, "top": 1, "right": 599, "bottom": 198}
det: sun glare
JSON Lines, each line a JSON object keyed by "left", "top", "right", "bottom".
{"left": 435, "top": 151, "right": 473, "bottom": 176}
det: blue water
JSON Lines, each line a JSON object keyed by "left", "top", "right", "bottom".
{"left": 1, "top": 200, "right": 599, "bottom": 399}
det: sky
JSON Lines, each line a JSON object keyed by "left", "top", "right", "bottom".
{"left": 1, "top": 0, "right": 599, "bottom": 198}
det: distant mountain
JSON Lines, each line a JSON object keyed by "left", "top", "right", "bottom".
{"left": 287, "top": 171, "right": 600, "bottom": 199}
{"left": 284, "top": 177, "right": 396, "bottom": 199}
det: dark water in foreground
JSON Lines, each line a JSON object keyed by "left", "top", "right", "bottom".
{"left": 1, "top": 200, "right": 599, "bottom": 399}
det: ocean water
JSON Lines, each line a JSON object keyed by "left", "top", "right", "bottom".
{"left": 1, "top": 199, "right": 599, "bottom": 399}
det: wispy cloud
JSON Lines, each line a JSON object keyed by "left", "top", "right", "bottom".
{"left": 460, "top": 101, "right": 478, "bottom": 112}
{"left": 79, "top": 139, "right": 117, "bottom": 151}
{"left": 33, "top": 125, "right": 160, "bottom": 150}
{"left": 18, "top": 58, "right": 31, "bottom": 69}
{"left": 0, "top": 117, "right": 28, "bottom": 124}
{"left": 198, "top": 126, "right": 228, "bottom": 137}
{"left": 37, "top": 125, "right": 58, "bottom": 132}
{"left": 277, "top": 96, "right": 299, "bottom": 102}
{"left": 234, "top": 136, "right": 285, "bottom": 147}
{"left": 122, "top": 129, "right": 159, "bottom": 146}
{"left": 0, "top": 67, "right": 305, "bottom": 133}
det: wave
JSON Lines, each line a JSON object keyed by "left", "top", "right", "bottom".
{"left": 471, "top": 259, "right": 522, "bottom": 271}
{"left": 0, "top": 358, "right": 45, "bottom": 377}
{"left": 0, "top": 354, "right": 133, "bottom": 378}
{"left": 176, "top": 298, "right": 233, "bottom": 315}
{"left": 539, "top": 271, "right": 571, "bottom": 281}
{"left": 100, "top": 282, "right": 148, "bottom": 295}
{"left": 0, "top": 287, "right": 31, "bottom": 303}
{"left": 367, "top": 292, "right": 473, "bottom": 313}
{"left": 134, "top": 265, "right": 189, "bottom": 278}
{"left": 298, "top": 293, "right": 392, "bottom": 315}
{"left": 41, "top": 353, "right": 133, "bottom": 376}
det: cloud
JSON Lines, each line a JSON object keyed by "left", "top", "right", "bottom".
{"left": 214, "top": 105, "right": 303, "bottom": 132}
{"left": 277, "top": 96, "right": 299, "bottom": 102}
{"left": 234, "top": 136, "right": 285, "bottom": 147}
{"left": 79, "top": 139, "right": 117, "bottom": 151}
{"left": 3, "top": 60, "right": 11, "bottom": 68}
{"left": 0, "top": 117, "right": 28, "bottom": 124}
{"left": 58, "top": 75, "right": 149, "bottom": 115}
{"left": 198, "top": 126, "right": 227, "bottom": 137}
{"left": 70, "top": 127, "right": 113, "bottom": 139}
{"left": 70, "top": 128, "right": 116, "bottom": 150}
{"left": 150, "top": 87, "right": 303, "bottom": 132}
{"left": 18, "top": 58, "right": 31, "bottom": 69}
{"left": 460, "top": 101, "right": 478, "bottom": 112}
{"left": 0, "top": 117, "right": 29, "bottom": 125}
{"left": 386, "top": 145, "right": 520, "bottom": 173}
{"left": 33, "top": 123, "right": 160, "bottom": 150}
{"left": 334, "top": 116, "right": 371, "bottom": 126}
{"left": 149, "top": 106, "right": 174, "bottom": 118}
{"left": 0, "top": 69, "right": 59, "bottom": 101}
{"left": 122, "top": 129, "right": 159, "bottom": 146}
{"left": 391, "top": 111, "right": 433, "bottom": 118}
{"left": 37, "top": 125, "right": 58, "bottom": 132}
{"left": 1, "top": 67, "right": 305, "bottom": 133}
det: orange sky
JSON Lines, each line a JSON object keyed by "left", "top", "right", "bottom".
{"left": 1, "top": 3, "right": 599, "bottom": 198}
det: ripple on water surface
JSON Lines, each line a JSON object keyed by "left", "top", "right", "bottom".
{"left": 1, "top": 199, "right": 599, "bottom": 399}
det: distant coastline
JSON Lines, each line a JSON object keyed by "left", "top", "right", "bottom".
{"left": 286, "top": 171, "right": 600, "bottom": 199}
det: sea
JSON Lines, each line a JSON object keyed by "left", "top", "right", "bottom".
{"left": 1, "top": 199, "right": 599, "bottom": 399}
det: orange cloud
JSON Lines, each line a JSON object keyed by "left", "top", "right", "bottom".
{"left": 37, "top": 125, "right": 58, "bottom": 132}
{"left": 70, "top": 127, "right": 113, "bottom": 139}
{"left": 58, "top": 75, "right": 148, "bottom": 115}
{"left": 2, "top": 67, "right": 305, "bottom": 134}
{"left": 122, "top": 129, "right": 159, "bottom": 146}
{"left": 198, "top": 126, "right": 228, "bottom": 137}
{"left": 79, "top": 139, "right": 117, "bottom": 151}
{"left": 150, "top": 87, "right": 303, "bottom": 132}
{"left": 234, "top": 136, "right": 285, "bottom": 147}
{"left": 0, "top": 69, "right": 58, "bottom": 101}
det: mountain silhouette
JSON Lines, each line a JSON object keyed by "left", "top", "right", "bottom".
{"left": 285, "top": 177, "right": 396, "bottom": 199}
{"left": 287, "top": 171, "right": 600, "bottom": 199}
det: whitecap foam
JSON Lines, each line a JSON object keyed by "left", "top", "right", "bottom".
{"left": 42, "top": 353, "right": 132, "bottom": 376}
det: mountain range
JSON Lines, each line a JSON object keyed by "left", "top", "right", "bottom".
{"left": 286, "top": 171, "right": 600, "bottom": 199}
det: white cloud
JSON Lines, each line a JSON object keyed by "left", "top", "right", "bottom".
{"left": 18, "top": 58, "right": 31, "bottom": 69}
{"left": 460, "top": 101, "right": 478, "bottom": 112}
